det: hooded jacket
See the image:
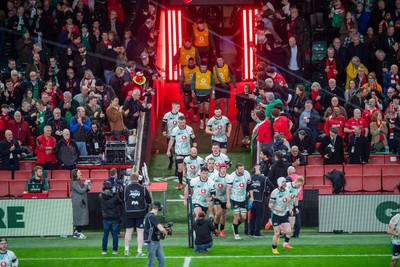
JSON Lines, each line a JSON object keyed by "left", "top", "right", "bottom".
{"left": 99, "top": 190, "right": 123, "bottom": 220}
{"left": 193, "top": 217, "right": 215, "bottom": 245}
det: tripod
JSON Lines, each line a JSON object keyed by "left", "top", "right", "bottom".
{"left": 232, "top": 109, "right": 248, "bottom": 149}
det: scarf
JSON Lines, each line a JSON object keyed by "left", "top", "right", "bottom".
{"left": 389, "top": 118, "right": 396, "bottom": 139}
{"left": 325, "top": 58, "right": 337, "bottom": 80}
{"left": 311, "top": 90, "right": 321, "bottom": 110}
{"left": 376, "top": 120, "right": 385, "bottom": 141}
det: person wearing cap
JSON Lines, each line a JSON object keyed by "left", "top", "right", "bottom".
{"left": 80, "top": 23, "right": 93, "bottom": 52}
{"left": 212, "top": 55, "right": 237, "bottom": 115}
{"left": 99, "top": 180, "right": 123, "bottom": 255}
{"left": 318, "top": 126, "right": 345, "bottom": 165}
{"left": 191, "top": 17, "right": 216, "bottom": 63}
{"left": 269, "top": 177, "right": 292, "bottom": 254}
{"left": 290, "top": 128, "right": 316, "bottom": 155}
{"left": 387, "top": 203, "right": 400, "bottom": 267}
{"left": 94, "top": 79, "right": 116, "bottom": 109}
{"left": 191, "top": 61, "right": 215, "bottom": 130}
{"left": 180, "top": 57, "right": 199, "bottom": 117}
{"left": 143, "top": 201, "right": 168, "bottom": 267}
{"left": 73, "top": 42, "right": 97, "bottom": 78}
{"left": 209, "top": 162, "right": 229, "bottom": 237}
{"left": 174, "top": 37, "right": 200, "bottom": 68}
{"left": 226, "top": 163, "right": 253, "bottom": 240}
{"left": 205, "top": 107, "right": 232, "bottom": 155}
{"left": 0, "top": 237, "right": 18, "bottom": 267}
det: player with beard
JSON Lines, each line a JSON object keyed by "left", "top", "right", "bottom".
{"left": 180, "top": 57, "right": 199, "bottom": 118}
{"left": 210, "top": 163, "right": 229, "bottom": 237}
{"left": 226, "top": 163, "right": 253, "bottom": 240}
{"left": 205, "top": 107, "right": 232, "bottom": 154}
{"left": 204, "top": 143, "right": 231, "bottom": 172}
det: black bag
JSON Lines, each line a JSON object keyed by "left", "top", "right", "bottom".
{"left": 324, "top": 169, "right": 346, "bottom": 194}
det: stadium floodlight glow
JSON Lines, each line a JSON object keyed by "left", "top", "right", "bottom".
{"left": 249, "top": 9, "right": 254, "bottom": 80}
{"left": 167, "top": 10, "right": 173, "bottom": 80}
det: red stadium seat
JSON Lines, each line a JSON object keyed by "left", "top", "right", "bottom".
{"left": 296, "top": 166, "right": 305, "bottom": 176}
{"left": 384, "top": 154, "right": 400, "bottom": 164}
{"left": 51, "top": 170, "right": 71, "bottom": 180}
{"left": 50, "top": 180, "right": 68, "bottom": 191}
{"left": 324, "top": 164, "right": 344, "bottom": 174}
{"left": 313, "top": 185, "right": 332, "bottom": 194}
{"left": 48, "top": 190, "right": 69, "bottom": 198}
{"left": 305, "top": 165, "right": 325, "bottom": 185}
{"left": 344, "top": 165, "right": 363, "bottom": 176}
{"left": 368, "top": 155, "right": 385, "bottom": 164}
{"left": 0, "top": 171, "right": 12, "bottom": 181}
{"left": 344, "top": 176, "right": 363, "bottom": 192}
{"left": 382, "top": 165, "right": 400, "bottom": 192}
{"left": 89, "top": 179, "right": 103, "bottom": 192}
{"left": 13, "top": 170, "right": 32, "bottom": 180}
{"left": 362, "top": 164, "right": 382, "bottom": 192}
{"left": 9, "top": 180, "right": 27, "bottom": 197}
{"left": 307, "top": 155, "right": 323, "bottom": 165}
{"left": 90, "top": 169, "right": 109, "bottom": 180}
{"left": 80, "top": 169, "right": 90, "bottom": 179}
{"left": 19, "top": 161, "right": 37, "bottom": 170}
{"left": 0, "top": 181, "right": 9, "bottom": 197}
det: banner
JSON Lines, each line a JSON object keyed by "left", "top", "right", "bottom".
{"left": 319, "top": 194, "right": 399, "bottom": 232}
{"left": 0, "top": 199, "right": 73, "bottom": 237}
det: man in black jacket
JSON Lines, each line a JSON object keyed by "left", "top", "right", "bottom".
{"left": 0, "top": 130, "right": 22, "bottom": 171}
{"left": 124, "top": 173, "right": 152, "bottom": 257}
{"left": 193, "top": 211, "right": 215, "bottom": 253}
{"left": 268, "top": 151, "right": 290, "bottom": 187}
{"left": 99, "top": 181, "right": 123, "bottom": 255}
{"left": 55, "top": 129, "right": 80, "bottom": 170}
{"left": 348, "top": 126, "right": 370, "bottom": 164}
{"left": 290, "top": 128, "right": 316, "bottom": 155}
{"left": 259, "top": 149, "right": 272, "bottom": 177}
{"left": 318, "top": 126, "right": 345, "bottom": 165}
{"left": 46, "top": 108, "right": 69, "bottom": 142}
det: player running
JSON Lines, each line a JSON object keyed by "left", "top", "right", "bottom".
{"left": 205, "top": 107, "right": 232, "bottom": 154}
{"left": 388, "top": 203, "right": 400, "bottom": 267}
{"left": 210, "top": 163, "right": 228, "bottom": 237}
{"left": 183, "top": 147, "right": 204, "bottom": 181}
{"left": 269, "top": 177, "right": 292, "bottom": 254}
{"left": 226, "top": 163, "right": 253, "bottom": 240}
{"left": 286, "top": 176, "right": 305, "bottom": 238}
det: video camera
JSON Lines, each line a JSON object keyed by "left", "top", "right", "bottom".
{"left": 157, "top": 222, "right": 174, "bottom": 240}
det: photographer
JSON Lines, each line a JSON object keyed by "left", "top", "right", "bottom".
{"left": 193, "top": 211, "right": 215, "bottom": 253}
{"left": 99, "top": 181, "right": 123, "bottom": 255}
{"left": 235, "top": 84, "right": 255, "bottom": 145}
{"left": 144, "top": 201, "right": 168, "bottom": 267}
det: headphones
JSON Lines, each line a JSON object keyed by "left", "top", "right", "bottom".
{"left": 71, "top": 169, "right": 79, "bottom": 179}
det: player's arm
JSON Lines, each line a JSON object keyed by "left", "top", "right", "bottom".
{"left": 10, "top": 251, "right": 18, "bottom": 267}
{"left": 226, "top": 182, "right": 232, "bottom": 209}
{"left": 388, "top": 217, "right": 400, "bottom": 236}
{"left": 205, "top": 124, "right": 214, "bottom": 135}
{"left": 161, "top": 117, "right": 168, "bottom": 136}
{"left": 294, "top": 196, "right": 300, "bottom": 214}
{"left": 247, "top": 179, "right": 254, "bottom": 202}
{"left": 226, "top": 122, "right": 232, "bottom": 137}
{"left": 166, "top": 136, "right": 175, "bottom": 156}
{"left": 228, "top": 66, "right": 237, "bottom": 93}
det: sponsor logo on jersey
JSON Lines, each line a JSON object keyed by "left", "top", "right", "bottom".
{"left": 217, "top": 125, "right": 222, "bottom": 130}
{"left": 190, "top": 165, "right": 195, "bottom": 170}
{"left": 218, "top": 183, "right": 223, "bottom": 189}
{"left": 282, "top": 198, "right": 288, "bottom": 203}
{"left": 215, "top": 162, "right": 220, "bottom": 167}
{"left": 239, "top": 182, "right": 244, "bottom": 188}
{"left": 200, "top": 189, "right": 206, "bottom": 195}
{"left": 172, "top": 120, "right": 177, "bottom": 125}
{"left": 1, "top": 261, "right": 7, "bottom": 267}
{"left": 181, "top": 135, "right": 187, "bottom": 141}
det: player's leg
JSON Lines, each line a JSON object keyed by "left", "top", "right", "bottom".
{"left": 220, "top": 141, "right": 228, "bottom": 155}
{"left": 271, "top": 215, "right": 281, "bottom": 254}
{"left": 204, "top": 101, "right": 210, "bottom": 124}
{"left": 288, "top": 214, "right": 296, "bottom": 233}
{"left": 220, "top": 205, "right": 227, "bottom": 236}
{"left": 136, "top": 219, "right": 146, "bottom": 256}
{"left": 223, "top": 97, "right": 228, "bottom": 116}
{"left": 124, "top": 226, "right": 133, "bottom": 256}
{"left": 166, "top": 138, "right": 173, "bottom": 170}
{"left": 199, "top": 102, "right": 205, "bottom": 129}
{"left": 194, "top": 206, "right": 203, "bottom": 220}
{"left": 281, "top": 220, "right": 293, "bottom": 249}
{"left": 193, "top": 95, "right": 199, "bottom": 121}
{"left": 214, "top": 202, "right": 222, "bottom": 231}
{"left": 391, "top": 244, "right": 400, "bottom": 267}
{"left": 176, "top": 156, "right": 184, "bottom": 190}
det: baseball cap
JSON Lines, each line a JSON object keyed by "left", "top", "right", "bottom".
{"left": 330, "top": 126, "right": 339, "bottom": 134}
{"left": 153, "top": 201, "right": 162, "bottom": 211}
{"left": 77, "top": 43, "right": 85, "bottom": 49}
{"left": 277, "top": 177, "right": 286, "bottom": 187}
{"left": 219, "top": 163, "right": 228, "bottom": 169}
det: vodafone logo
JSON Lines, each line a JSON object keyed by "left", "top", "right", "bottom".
{"left": 200, "top": 189, "right": 206, "bottom": 195}
{"left": 290, "top": 194, "right": 295, "bottom": 199}
{"left": 282, "top": 198, "right": 288, "bottom": 203}
{"left": 172, "top": 120, "right": 177, "bottom": 125}
{"left": 215, "top": 162, "right": 220, "bottom": 167}
{"left": 181, "top": 135, "right": 187, "bottom": 141}
{"left": 190, "top": 165, "right": 195, "bottom": 170}
{"left": 219, "top": 73, "right": 224, "bottom": 79}
{"left": 1, "top": 261, "right": 6, "bottom": 267}
{"left": 200, "top": 78, "right": 206, "bottom": 84}
{"left": 217, "top": 125, "right": 222, "bottom": 130}
{"left": 218, "top": 183, "right": 223, "bottom": 189}
{"left": 239, "top": 182, "right": 244, "bottom": 188}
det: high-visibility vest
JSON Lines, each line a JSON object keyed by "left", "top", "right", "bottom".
{"left": 195, "top": 70, "right": 212, "bottom": 90}
{"left": 183, "top": 66, "right": 199, "bottom": 85}
{"left": 213, "top": 64, "right": 231, "bottom": 84}
{"left": 179, "top": 46, "right": 196, "bottom": 66}
{"left": 193, "top": 23, "right": 209, "bottom": 47}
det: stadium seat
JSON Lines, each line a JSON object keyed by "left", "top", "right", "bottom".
{"left": 80, "top": 169, "right": 90, "bottom": 179}
{"left": 51, "top": 170, "right": 71, "bottom": 180}
{"left": 49, "top": 180, "right": 68, "bottom": 191}
{"left": 13, "top": 170, "right": 32, "bottom": 180}
{"left": 305, "top": 165, "right": 325, "bottom": 185}
{"left": 296, "top": 166, "right": 305, "bottom": 176}
{"left": 368, "top": 155, "right": 385, "bottom": 164}
{"left": 19, "top": 161, "right": 36, "bottom": 170}
{"left": 382, "top": 164, "right": 399, "bottom": 192}
{"left": 9, "top": 180, "right": 27, "bottom": 197}
{"left": 313, "top": 185, "right": 332, "bottom": 194}
{"left": 324, "top": 165, "right": 344, "bottom": 173}
{"left": 384, "top": 154, "right": 400, "bottom": 164}
{"left": 0, "top": 170, "right": 12, "bottom": 180}
{"left": 303, "top": 185, "right": 314, "bottom": 190}
{"left": 344, "top": 176, "right": 363, "bottom": 192}
{"left": 362, "top": 164, "right": 382, "bottom": 192}
{"left": 90, "top": 169, "right": 109, "bottom": 180}
{"left": 312, "top": 41, "right": 327, "bottom": 52}
{"left": 344, "top": 165, "right": 362, "bottom": 176}
{"left": 307, "top": 155, "right": 323, "bottom": 165}
{"left": 89, "top": 179, "right": 104, "bottom": 192}
{"left": 0, "top": 181, "right": 9, "bottom": 197}
{"left": 48, "top": 189, "right": 68, "bottom": 198}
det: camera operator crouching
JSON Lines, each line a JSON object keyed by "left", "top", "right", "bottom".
{"left": 143, "top": 201, "right": 169, "bottom": 267}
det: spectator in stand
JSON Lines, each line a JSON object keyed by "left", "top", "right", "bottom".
{"left": 362, "top": 73, "right": 383, "bottom": 95}
{"left": 70, "top": 107, "right": 91, "bottom": 156}
{"left": 0, "top": 130, "right": 22, "bottom": 171}
{"left": 345, "top": 108, "right": 369, "bottom": 142}
{"left": 287, "top": 6, "right": 304, "bottom": 47}
{"left": 323, "top": 96, "right": 347, "bottom": 121}
{"left": 324, "top": 79, "right": 345, "bottom": 109}
{"left": 259, "top": 149, "right": 272, "bottom": 177}
{"left": 18, "top": 101, "right": 35, "bottom": 128}
{"left": 58, "top": 92, "right": 79, "bottom": 125}
{"left": 94, "top": 80, "right": 115, "bottom": 110}
{"left": 35, "top": 99, "right": 53, "bottom": 136}
{"left": 73, "top": 43, "right": 97, "bottom": 79}
{"left": 86, "top": 121, "right": 106, "bottom": 155}
{"left": 25, "top": 53, "right": 47, "bottom": 81}
{"left": 26, "top": 165, "right": 50, "bottom": 191}
{"left": 7, "top": 111, "right": 31, "bottom": 146}
{"left": 385, "top": 109, "right": 400, "bottom": 154}
{"left": 348, "top": 126, "right": 370, "bottom": 164}
{"left": 271, "top": 108, "right": 293, "bottom": 142}
{"left": 264, "top": 92, "right": 283, "bottom": 119}
{"left": 265, "top": 67, "right": 287, "bottom": 87}
{"left": 268, "top": 151, "right": 290, "bottom": 188}
{"left": 73, "top": 85, "right": 89, "bottom": 107}
{"left": 62, "top": 68, "right": 81, "bottom": 96}
{"left": 328, "top": 0, "right": 345, "bottom": 44}
{"left": 383, "top": 65, "right": 400, "bottom": 96}
{"left": 286, "top": 145, "right": 306, "bottom": 167}
{"left": 362, "top": 98, "right": 380, "bottom": 126}
{"left": 353, "top": 66, "right": 368, "bottom": 91}
{"left": 109, "top": 67, "right": 128, "bottom": 103}
{"left": 324, "top": 48, "right": 343, "bottom": 86}
{"left": 122, "top": 89, "right": 152, "bottom": 130}
{"left": 298, "top": 100, "right": 320, "bottom": 141}
{"left": 24, "top": 71, "right": 45, "bottom": 100}
{"left": 107, "top": 96, "right": 129, "bottom": 141}
{"left": 378, "top": 26, "right": 396, "bottom": 53}
{"left": 291, "top": 128, "right": 316, "bottom": 155}
{"left": 46, "top": 108, "right": 69, "bottom": 142}
{"left": 35, "top": 125, "right": 57, "bottom": 170}
{"left": 291, "top": 84, "right": 308, "bottom": 128}
{"left": 71, "top": 169, "right": 90, "bottom": 239}
{"left": 104, "top": 10, "right": 124, "bottom": 41}
{"left": 318, "top": 126, "right": 345, "bottom": 165}
{"left": 235, "top": 84, "right": 255, "bottom": 144}
{"left": 346, "top": 88, "right": 366, "bottom": 116}
{"left": 347, "top": 34, "right": 369, "bottom": 68}
{"left": 56, "top": 129, "right": 80, "bottom": 170}
{"left": 345, "top": 56, "right": 368, "bottom": 91}
{"left": 285, "top": 36, "right": 305, "bottom": 88}
{"left": 256, "top": 111, "right": 272, "bottom": 148}
{"left": 2, "top": 79, "right": 21, "bottom": 107}
{"left": 84, "top": 95, "right": 105, "bottom": 123}
{"left": 370, "top": 111, "right": 389, "bottom": 153}
{"left": 310, "top": 82, "right": 323, "bottom": 116}
{"left": 373, "top": 50, "right": 395, "bottom": 86}
{"left": 324, "top": 106, "right": 347, "bottom": 138}
{"left": 354, "top": 2, "right": 369, "bottom": 35}
{"left": 384, "top": 88, "right": 398, "bottom": 112}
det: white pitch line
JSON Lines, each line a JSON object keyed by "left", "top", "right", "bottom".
{"left": 183, "top": 257, "right": 192, "bottom": 267}
{"left": 20, "top": 254, "right": 389, "bottom": 261}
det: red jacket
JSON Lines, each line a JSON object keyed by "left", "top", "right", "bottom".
{"left": 273, "top": 116, "right": 293, "bottom": 142}
{"left": 256, "top": 119, "right": 273, "bottom": 144}
{"left": 324, "top": 115, "right": 346, "bottom": 137}
{"left": 35, "top": 134, "right": 57, "bottom": 164}
{"left": 6, "top": 118, "right": 32, "bottom": 146}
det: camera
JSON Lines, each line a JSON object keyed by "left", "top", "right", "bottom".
{"left": 87, "top": 179, "right": 92, "bottom": 186}
{"left": 156, "top": 222, "right": 174, "bottom": 240}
